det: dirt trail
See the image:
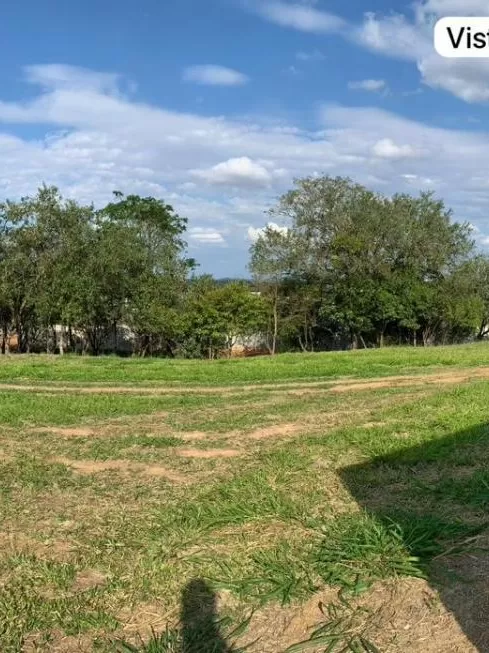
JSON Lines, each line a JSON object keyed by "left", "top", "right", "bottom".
{"left": 2, "top": 366, "right": 489, "bottom": 396}
{"left": 330, "top": 368, "right": 489, "bottom": 393}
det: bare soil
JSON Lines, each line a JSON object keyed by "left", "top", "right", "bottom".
{"left": 51, "top": 457, "right": 188, "bottom": 483}
{"left": 239, "top": 577, "right": 477, "bottom": 652}
{"left": 176, "top": 448, "right": 242, "bottom": 459}
{"left": 72, "top": 569, "right": 107, "bottom": 592}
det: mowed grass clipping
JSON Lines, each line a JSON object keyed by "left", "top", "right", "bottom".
{"left": 1, "top": 345, "right": 489, "bottom": 651}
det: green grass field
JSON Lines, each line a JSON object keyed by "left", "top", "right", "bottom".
{"left": 2, "top": 344, "right": 489, "bottom": 652}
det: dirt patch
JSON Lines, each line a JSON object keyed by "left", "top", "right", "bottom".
{"left": 0, "top": 531, "right": 73, "bottom": 562}
{"left": 177, "top": 448, "right": 242, "bottom": 459}
{"left": 247, "top": 423, "right": 302, "bottom": 440}
{"left": 29, "top": 411, "right": 171, "bottom": 439}
{"left": 117, "top": 602, "right": 178, "bottom": 637}
{"left": 23, "top": 631, "right": 94, "bottom": 653}
{"left": 51, "top": 457, "right": 187, "bottom": 483}
{"left": 33, "top": 427, "right": 95, "bottom": 437}
{"left": 178, "top": 431, "right": 209, "bottom": 441}
{"left": 240, "top": 577, "right": 476, "bottom": 652}
{"left": 72, "top": 569, "right": 107, "bottom": 592}
{"left": 0, "top": 448, "right": 13, "bottom": 462}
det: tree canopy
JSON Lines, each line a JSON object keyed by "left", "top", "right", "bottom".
{"left": 250, "top": 176, "right": 482, "bottom": 351}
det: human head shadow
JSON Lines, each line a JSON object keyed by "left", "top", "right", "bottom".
{"left": 340, "top": 422, "right": 489, "bottom": 652}
{"left": 180, "top": 579, "right": 235, "bottom": 653}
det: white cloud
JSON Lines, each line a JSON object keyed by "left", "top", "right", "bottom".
{"left": 401, "top": 173, "right": 436, "bottom": 186}
{"left": 253, "top": 1, "right": 345, "bottom": 33}
{"left": 418, "top": 56, "right": 489, "bottom": 103}
{"left": 348, "top": 79, "right": 387, "bottom": 92}
{"left": 247, "top": 2, "right": 489, "bottom": 106}
{"left": 284, "top": 65, "right": 301, "bottom": 76}
{"left": 402, "top": 88, "right": 424, "bottom": 97}
{"left": 24, "top": 64, "right": 123, "bottom": 94}
{"left": 296, "top": 49, "right": 325, "bottom": 62}
{"left": 182, "top": 65, "right": 249, "bottom": 87}
{"left": 372, "top": 138, "right": 418, "bottom": 160}
{"left": 191, "top": 157, "right": 273, "bottom": 188}
{"left": 248, "top": 222, "right": 289, "bottom": 242}
{"left": 4, "top": 64, "right": 489, "bottom": 268}
{"left": 417, "top": 0, "right": 489, "bottom": 18}
{"left": 188, "top": 227, "right": 227, "bottom": 245}
{"left": 353, "top": 5, "right": 489, "bottom": 104}
{"left": 355, "top": 12, "right": 431, "bottom": 61}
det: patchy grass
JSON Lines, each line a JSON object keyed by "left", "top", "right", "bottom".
{"left": 1, "top": 348, "right": 489, "bottom": 651}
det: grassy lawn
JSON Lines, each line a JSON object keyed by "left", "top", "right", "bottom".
{"left": 2, "top": 341, "right": 489, "bottom": 385}
{"left": 1, "top": 345, "right": 489, "bottom": 652}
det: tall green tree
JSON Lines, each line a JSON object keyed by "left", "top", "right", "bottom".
{"left": 259, "top": 176, "right": 475, "bottom": 349}
{"left": 182, "top": 277, "right": 267, "bottom": 359}
{"left": 249, "top": 226, "right": 297, "bottom": 354}
{"left": 99, "top": 193, "right": 194, "bottom": 356}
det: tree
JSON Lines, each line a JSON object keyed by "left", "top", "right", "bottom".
{"left": 456, "top": 256, "right": 489, "bottom": 340}
{"left": 99, "top": 193, "right": 194, "bottom": 356}
{"left": 261, "top": 176, "right": 475, "bottom": 349}
{"left": 249, "top": 226, "right": 296, "bottom": 354}
{"left": 0, "top": 188, "right": 194, "bottom": 356}
{"left": 182, "top": 278, "right": 267, "bottom": 359}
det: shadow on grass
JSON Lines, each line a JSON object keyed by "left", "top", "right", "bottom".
{"left": 181, "top": 579, "right": 234, "bottom": 653}
{"left": 118, "top": 578, "right": 243, "bottom": 652}
{"left": 340, "top": 421, "right": 489, "bottom": 652}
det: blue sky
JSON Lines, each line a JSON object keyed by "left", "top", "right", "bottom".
{"left": 2, "top": 0, "right": 489, "bottom": 276}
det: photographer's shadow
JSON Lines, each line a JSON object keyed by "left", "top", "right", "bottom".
{"left": 180, "top": 579, "right": 235, "bottom": 653}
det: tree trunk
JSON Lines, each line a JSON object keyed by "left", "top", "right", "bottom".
{"left": 477, "top": 321, "right": 489, "bottom": 340}
{"left": 1, "top": 323, "right": 6, "bottom": 355}
{"left": 68, "top": 325, "right": 75, "bottom": 352}
{"left": 303, "top": 318, "right": 309, "bottom": 352}
{"left": 272, "top": 296, "right": 278, "bottom": 355}
{"left": 112, "top": 320, "right": 117, "bottom": 353}
{"left": 422, "top": 329, "right": 431, "bottom": 347}
{"left": 59, "top": 326, "right": 65, "bottom": 356}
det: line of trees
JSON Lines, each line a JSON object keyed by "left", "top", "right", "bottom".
{"left": 250, "top": 176, "right": 489, "bottom": 352}
{"left": 0, "top": 187, "right": 265, "bottom": 357}
{"left": 1, "top": 177, "right": 488, "bottom": 357}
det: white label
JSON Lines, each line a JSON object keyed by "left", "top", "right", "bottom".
{"left": 435, "top": 17, "right": 489, "bottom": 57}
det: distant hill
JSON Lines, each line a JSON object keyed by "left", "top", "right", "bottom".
{"left": 215, "top": 277, "right": 253, "bottom": 286}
